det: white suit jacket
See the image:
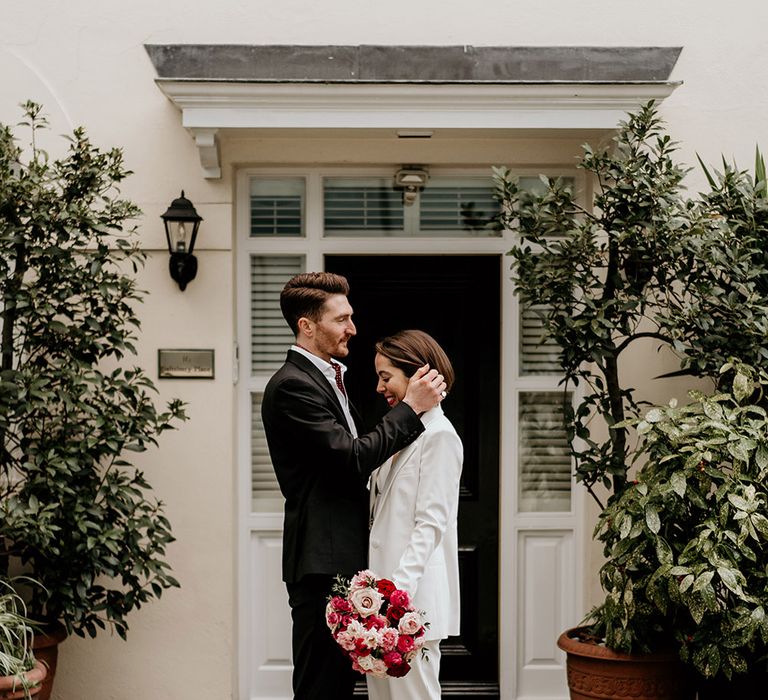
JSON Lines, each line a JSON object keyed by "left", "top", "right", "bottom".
{"left": 369, "top": 405, "right": 463, "bottom": 641}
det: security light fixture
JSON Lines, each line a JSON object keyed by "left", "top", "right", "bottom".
{"left": 394, "top": 166, "right": 429, "bottom": 206}
{"left": 161, "top": 191, "right": 203, "bottom": 291}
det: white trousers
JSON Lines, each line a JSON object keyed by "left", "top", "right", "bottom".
{"left": 367, "top": 641, "right": 442, "bottom": 700}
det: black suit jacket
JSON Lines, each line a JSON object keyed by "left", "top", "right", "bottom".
{"left": 261, "top": 350, "right": 424, "bottom": 583}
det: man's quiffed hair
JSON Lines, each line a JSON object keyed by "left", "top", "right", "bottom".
{"left": 280, "top": 272, "right": 350, "bottom": 335}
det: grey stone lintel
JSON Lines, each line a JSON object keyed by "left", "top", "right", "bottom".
{"left": 145, "top": 45, "right": 682, "bottom": 84}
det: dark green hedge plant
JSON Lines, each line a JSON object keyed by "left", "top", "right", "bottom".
{"left": 495, "top": 102, "right": 696, "bottom": 505}
{"left": 0, "top": 102, "right": 186, "bottom": 639}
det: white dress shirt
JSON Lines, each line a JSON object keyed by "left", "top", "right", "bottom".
{"left": 290, "top": 345, "right": 357, "bottom": 437}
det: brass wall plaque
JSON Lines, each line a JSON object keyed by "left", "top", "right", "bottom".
{"left": 158, "top": 349, "right": 215, "bottom": 379}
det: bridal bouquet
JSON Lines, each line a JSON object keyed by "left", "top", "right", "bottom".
{"left": 326, "top": 569, "right": 428, "bottom": 678}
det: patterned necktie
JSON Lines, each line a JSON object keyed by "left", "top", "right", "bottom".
{"left": 330, "top": 360, "right": 346, "bottom": 397}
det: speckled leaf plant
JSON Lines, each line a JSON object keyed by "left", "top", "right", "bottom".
{"left": 593, "top": 362, "right": 768, "bottom": 679}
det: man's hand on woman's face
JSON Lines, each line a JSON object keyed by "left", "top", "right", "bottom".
{"left": 402, "top": 365, "right": 447, "bottom": 414}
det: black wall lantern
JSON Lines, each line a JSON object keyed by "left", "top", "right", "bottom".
{"left": 161, "top": 191, "right": 203, "bottom": 291}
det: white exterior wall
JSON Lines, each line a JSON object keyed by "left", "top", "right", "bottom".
{"left": 3, "top": 2, "right": 767, "bottom": 698}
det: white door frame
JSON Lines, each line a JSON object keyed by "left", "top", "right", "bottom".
{"left": 235, "top": 165, "right": 586, "bottom": 700}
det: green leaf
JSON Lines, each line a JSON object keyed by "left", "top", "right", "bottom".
{"left": 645, "top": 504, "right": 661, "bottom": 534}
{"left": 671, "top": 471, "right": 687, "bottom": 498}
{"left": 733, "top": 371, "right": 752, "bottom": 402}
{"left": 655, "top": 537, "right": 673, "bottom": 564}
{"left": 717, "top": 567, "right": 744, "bottom": 596}
{"left": 692, "top": 570, "right": 715, "bottom": 592}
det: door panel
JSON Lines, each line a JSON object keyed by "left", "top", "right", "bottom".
{"left": 325, "top": 255, "right": 500, "bottom": 698}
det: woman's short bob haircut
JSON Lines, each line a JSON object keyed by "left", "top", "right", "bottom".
{"left": 375, "top": 330, "right": 454, "bottom": 393}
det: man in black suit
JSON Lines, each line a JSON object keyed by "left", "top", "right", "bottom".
{"left": 261, "top": 272, "right": 445, "bottom": 700}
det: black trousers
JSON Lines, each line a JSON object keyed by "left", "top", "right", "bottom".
{"left": 286, "top": 574, "right": 358, "bottom": 700}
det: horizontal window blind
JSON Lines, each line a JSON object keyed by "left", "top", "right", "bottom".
{"left": 250, "top": 178, "right": 304, "bottom": 237}
{"left": 520, "top": 305, "right": 561, "bottom": 375}
{"left": 250, "top": 255, "right": 303, "bottom": 373}
{"left": 324, "top": 178, "right": 404, "bottom": 234}
{"left": 251, "top": 393, "right": 281, "bottom": 501}
{"left": 420, "top": 183, "right": 501, "bottom": 235}
{"left": 518, "top": 391, "right": 572, "bottom": 513}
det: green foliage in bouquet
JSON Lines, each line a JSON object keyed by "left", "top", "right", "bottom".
{"left": 0, "top": 102, "right": 186, "bottom": 639}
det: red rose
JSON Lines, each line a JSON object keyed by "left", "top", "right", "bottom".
{"left": 364, "top": 614, "right": 388, "bottom": 630}
{"left": 377, "top": 578, "right": 397, "bottom": 598}
{"left": 386, "top": 606, "right": 406, "bottom": 623}
{"left": 387, "top": 661, "right": 411, "bottom": 678}
{"left": 382, "top": 651, "right": 403, "bottom": 668}
{"left": 354, "top": 639, "right": 371, "bottom": 657}
{"left": 397, "top": 634, "right": 415, "bottom": 654}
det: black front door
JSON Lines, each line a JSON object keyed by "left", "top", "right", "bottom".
{"left": 326, "top": 255, "right": 500, "bottom": 698}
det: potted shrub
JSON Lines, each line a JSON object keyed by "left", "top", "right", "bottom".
{"left": 494, "top": 102, "right": 768, "bottom": 697}
{"left": 0, "top": 579, "right": 46, "bottom": 699}
{"left": 593, "top": 361, "right": 768, "bottom": 698}
{"left": 0, "top": 102, "right": 186, "bottom": 697}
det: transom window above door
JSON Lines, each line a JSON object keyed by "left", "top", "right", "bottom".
{"left": 248, "top": 172, "right": 572, "bottom": 238}
{"left": 323, "top": 176, "right": 502, "bottom": 237}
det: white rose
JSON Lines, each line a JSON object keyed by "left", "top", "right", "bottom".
{"left": 398, "top": 611, "right": 423, "bottom": 635}
{"left": 357, "top": 654, "right": 378, "bottom": 672}
{"left": 349, "top": 586, "right": 383, "bottom": 617}
{"left": 370, "top": 658, "right": 388, "bottom": 678}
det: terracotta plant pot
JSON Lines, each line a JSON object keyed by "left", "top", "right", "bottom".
{"left": 557, "top": 627, "right": 695, "bottom": 700}
{"left": 30, "top": 623, "right": 66, "bottom": 700}
{"left": 0, "top": 660, "right": 47, "bottom": 699}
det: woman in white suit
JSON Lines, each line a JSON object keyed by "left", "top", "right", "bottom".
{"left": 368, "top": 330, "right": 463, "bottom": 700}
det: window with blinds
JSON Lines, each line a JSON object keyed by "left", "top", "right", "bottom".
{"left": 250, "top": 178, "right": 305, "bottom": 237}
{"left": 518, "top": 391, "right": 572, "bottom": 512}
{"left": 251, "top": 393, "right": 282, "bottom": 504}
{"left": 520, "top": 305, "right": 562, "bottom": 375}
{"left": 249, "top": 255, "right": 303, "bottom": 505}
{"left": 250, "top": 255, "right": 303, "bottom": 372}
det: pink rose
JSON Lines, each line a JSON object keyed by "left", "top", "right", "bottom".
{"left": 389, "top": 589, "right": 411, "bottom": 608}
{"left": 327, "top": 610, "right": 341, "bottom": 626}
{"left": 349, "top": 570, "right": 377, "bottom": 591}
{"left": 379, "top": 628, "right": 399, "bottom": 652}
{"left": 331, "top": 596, "right": 352, "bottom": 613}
{"left": 398, "top": 611, "right": 422, "bottom": 635}
{"left": 397, "top": 635, "right": 415, "bottom": 654}
{"left": 350, "top": 586, "right": 383, "bottom": 617}
{"left": 335, "top": 630, "right": 357, "bottom": 652}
